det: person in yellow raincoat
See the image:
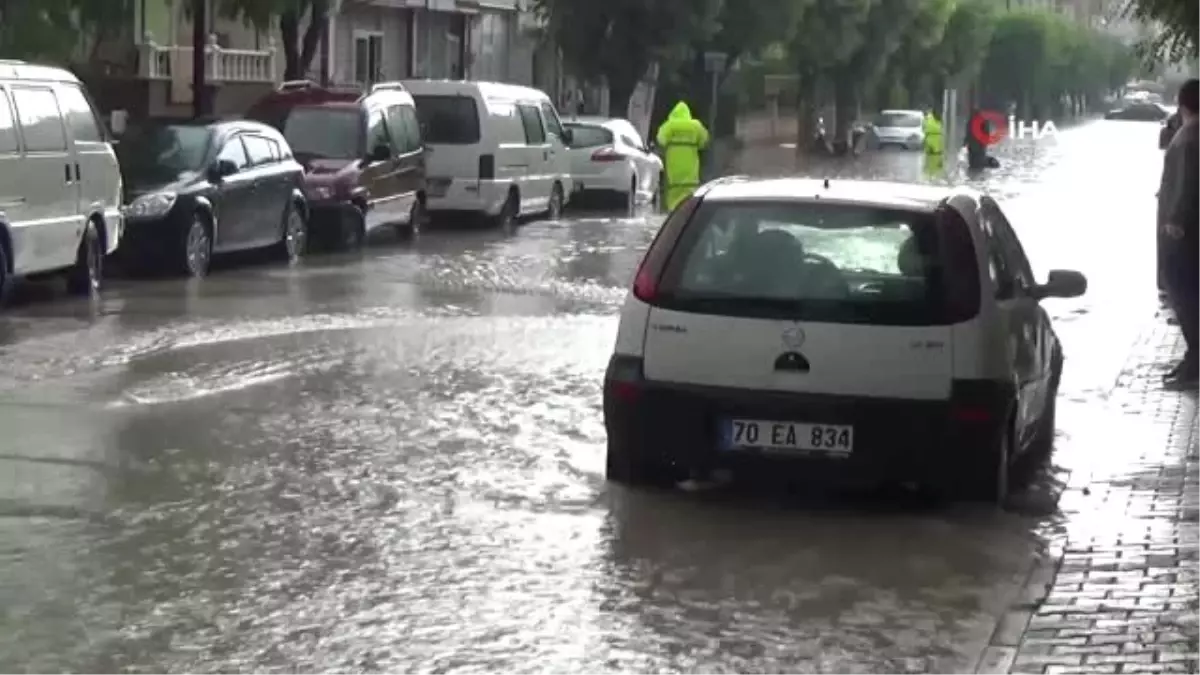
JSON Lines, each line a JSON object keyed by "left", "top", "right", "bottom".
{"left": 922, "top": 108, "right": 945, "bottom": 178}
{"left": 656, "top": 101, "right": 710, "bottom": 211}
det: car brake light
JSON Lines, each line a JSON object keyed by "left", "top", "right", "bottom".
{"left": 952, "top": 406, "right": 992, "bottom": 422}
{"left": 605, "top": 355, "right": 645, "bottom": 402}
{"left": 632, "top": 265, "right": 658, "bottom": 302}
{"left": 591, "top": 147, "right": 623, "bottom": 162}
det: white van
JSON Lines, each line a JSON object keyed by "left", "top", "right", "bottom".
{"left": 402, "top": 80, "right": 574, "bottom": 228}
{"left": 0, "top": 60, "right": 123, "bottom": 302}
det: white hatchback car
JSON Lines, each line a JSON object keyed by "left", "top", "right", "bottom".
{"left": 603, "top": 178, "right": 1087, "bottom": 503}
{"left": 871, "top": 109, "right": 925, "bottom": 150}
{"left": 563, "top": 116, "right": 662, "bottom": 209}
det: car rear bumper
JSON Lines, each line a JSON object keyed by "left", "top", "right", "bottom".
{"left": 603, "top": 356, "right": 1012, "bottom": 489}
{"left": 575, "top": 165, "right": 631, "bottom": 193}
{"left": 426, "top": 179, "right": 509, "bottom": 216}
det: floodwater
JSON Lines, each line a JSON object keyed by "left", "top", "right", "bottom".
{"left": 0, "top": 119, "right": 1170, "bottom": 672}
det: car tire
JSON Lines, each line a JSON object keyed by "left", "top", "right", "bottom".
{"left": 65, "top": 220, "right": 103, "bottom": 297}
{"left": 547, "top": 182, "right": 564, "bottom": 220}
{"left": 398, "top": 198, "right": 424, "bottom": 239}
{"left": 274, "top": 202, "right": 308, "bottom": 263}
{"left": 0, "top": 242, "right": 11, "bottom": 309}
{"left": 493, "top": 190, "right": 518, "bottom": 229}
{"left": 335, "top": 206, "right": 366, "bottom": 251}
{"left": 605, "top": 439, "right": 676, "bottom": 488}
{"left": 180, "top": 212, "right": 212, "bottom": 278}
{"left": 1029, "top": 367, "right": 1061, "bottom": 459}
{"left": 623, "top": 176, "right": 637, "bottom": 213}
{"left": 959, "top": 420, "right": 1012, "bottom": 506}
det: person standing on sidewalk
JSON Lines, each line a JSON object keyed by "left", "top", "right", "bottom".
{"left": 1157, "top": 109, "right": 1184, "bottom": 292}
{"left": 656, "top": 101, "right": 710, "bottom": 212}
{"left": 1158, "top": 78, "right": 1199, "bottom": 387}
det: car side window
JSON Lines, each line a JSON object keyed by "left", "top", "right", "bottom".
{"left": 517, "top": 104, "right": 545, "bottom": 144}
{"left": 217, "top": 135, "right": 249, "bottom": 170}
{"left": 55, "top": 84, "right": 104, "bottom": 144}
{"left": 10, "top": 86, "right": 67, "bottom": 153}
{"left": 620, "top": 134, "right": 641, "bottom": 150}
{"left": 266, "top": 138, "right": 281, "bottom": 161}
{"left": 978, "top": 204, "right": 1017, "bottom": 297}
{"left": 383, "top": 105, "right": 412, "bottom": 154}
{"left": 987, "top": 203, "right": 1035, "bottom": 290}
{"left": 0, "top": 88, "right": 17, "bottom": 154}
{"left": 242, "top": 134, "right": 275, "bottom": 166}
{"left": 366, "top": 107, "right": 391, "bottom": 154}
{"left": 539, "top": 101, "right": 565, "bottom": 142}
{"left": 400, "top": 105, "right": 423, "bottom": 151}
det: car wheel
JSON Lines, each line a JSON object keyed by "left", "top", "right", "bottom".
{"left": 274, "top": 202, "right": 307, "bottom": 263}
{"left": 0, "top": 242, "right": 11, "bottom": 309}
{"left": 336, "top": 206, "right": 366, "bottom": 251}
{"left": 398, "top": 198, "right": 424, "bottom": 239}
{"left": 493, "top": 190, "right": 518, "bottom": 230}
{"left": 547, "top": 182, "right": 564, "bottom": 221}
{"left": 958, "top": 419, "right": 1012, "bottom": 506}
{"left": 180, "top": 212, "right": 212, "bottom": 278}
{"left": 605, "top": 438, "right": 676, "bottom": 488}
{"left": 624, "top": 176, "right": 638, "bottom": 213}
{"left": 66, "top": 220, "right": 103, "bottom": 296}
{"left": 1029, "top": 367, "right": 1061, "bottom": 459}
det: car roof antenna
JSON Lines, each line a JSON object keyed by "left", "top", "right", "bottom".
{"left": 823, "top": 178, "right": 830, "bottom": 189}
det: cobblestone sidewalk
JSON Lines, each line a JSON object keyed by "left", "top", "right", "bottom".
{"left": 983, "top": 317, "right": 1199, "bottom": 673}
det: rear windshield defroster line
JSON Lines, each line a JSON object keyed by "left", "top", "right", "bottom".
{"left": 650, "top": 199, "right": 982, "bottom": 326}
{"left": 412, "top": 95, "right": 482, "bottom": 145}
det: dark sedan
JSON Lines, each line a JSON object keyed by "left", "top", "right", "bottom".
{"left": 1103, "top": 102, "right": 1170, "bottom": 121}
{"left": 116, "top": 118, "right": 309, "bottom": 277}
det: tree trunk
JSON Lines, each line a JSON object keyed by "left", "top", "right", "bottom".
{"left": 279, "top": 10, "right": 301, "bottom": 80}
{"left": 298, "top": 1, "right": 327, "bottom": 78}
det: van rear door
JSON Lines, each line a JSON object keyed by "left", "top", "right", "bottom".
{"left": 639, "top": 199, "right": 979, "bottom": 401}
{"left": 410, "top": 92, "right": 484, "bottom": 201}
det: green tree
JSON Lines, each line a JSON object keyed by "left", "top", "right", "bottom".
{"left": 786, "top": 0, "right": 873, "bottom": 137}
{"left": 533, "top": 0, "right": 722, "bottom": 116}
{"left": 1124, "top": 0, "right": 1198, "bottom": 62}
{"left": 0, "top": 0, "right": 131, "bottom": 66}
{"left": 834, "top": 0, "right": 933, "bottom": 119}
{"left": 218, "top": 0, "right": 331, "bottom": 81}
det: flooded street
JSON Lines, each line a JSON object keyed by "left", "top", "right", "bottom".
{"left": 0, "top": 119, "right": 1172, "bottom": 673}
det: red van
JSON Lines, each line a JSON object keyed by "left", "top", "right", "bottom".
{"left": 246, "top": 80, "right": 427, "bottom": 249}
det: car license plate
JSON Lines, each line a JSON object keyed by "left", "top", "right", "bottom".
{"left": 725, "top": 419, "right": 853, "bottom": 455}
{"left": 428, "top": 179, "right": 450, "bottom": 197}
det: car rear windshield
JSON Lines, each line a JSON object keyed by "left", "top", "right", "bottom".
{"left": 412, "top": 95, "right": 481, "bottom": 144}
{"left": 875, "top": 112, "right": 922, "bottom": 128}
{"left": 282, "top": 107, "right": 362, "bottom": 160}
{"left": 655, "top": 200, "right": 978, "bottom": 325}
{"left": 564, "top": 123, "right": 612, "bottom": 148}
{"left": 116, "top": 123, "right": 211, "bottom": 182}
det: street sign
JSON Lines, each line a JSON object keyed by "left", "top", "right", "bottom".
{"left": 704, "top": 51, "right": 727, "bottom": 73}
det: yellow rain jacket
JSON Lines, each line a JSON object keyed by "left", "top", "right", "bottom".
{"left": 922, "top": 112, "right": 944, "bottom": 157}
{"left": 656, "top": 101, "right": 710, "bottom": 211}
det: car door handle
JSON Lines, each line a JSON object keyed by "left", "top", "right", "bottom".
{"left": 64, "top": 164, "right": 73, "bottom": 183}
{"left": 74, "top": 163, "right": 81, "bottom": 181}
{"left": 0, "top": 197, "right": 24, "bottom": 206}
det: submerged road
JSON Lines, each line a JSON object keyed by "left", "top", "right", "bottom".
{"left": 0, "top": 119, "right": 1170, "bottom": 672}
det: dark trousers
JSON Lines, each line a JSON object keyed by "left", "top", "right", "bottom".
{"left": 1157, "top": 232, "right": 1167, "bottom": 290}
{"left": 1165, "top": 256, "right": 1199, "bottom": 365}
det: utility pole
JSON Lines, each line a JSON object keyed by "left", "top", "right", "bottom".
{"left": 191, "top": 0, "right": 209, "bottom": 118}
{"left": 702, "top": 51, "right": 727, "bottom": 181}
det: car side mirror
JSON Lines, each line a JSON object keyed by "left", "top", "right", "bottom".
{"left": 367, "top": 144, "right": 391, "bottom": 163}
{"left": 561, "top": 128, "right": 574, "bottom": 146}
{"left": 1034, "top": 269, "right": 1087, "bottom": 300}
{"left": 208, "top": 159, "right": 237, "bottom": 181}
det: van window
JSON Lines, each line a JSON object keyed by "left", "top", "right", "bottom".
{"left": 366, "top": 108, "right": 390, "bottom": 153}
{"left": 243, "top": 134, "right": 275, "bottom": 166}
{"left": 10, "top": 87, "right": 67, "bottom": 152}
{"left": 517, "top": 104, "right": 545, "bottom": 144}
{"left": 385, "top": 104, "right": 420, "bottom": 153}
{"left": 412, "top": 94, "right": 481, "bottom": 144}
{"left": 539, "top": 101, "right": 566, "bottom": 141}
{"left": 657, "top": 201, "right": 972, "bottom": 326}
{"left": 283, "top": 107, "right": 362, "bottom": 161}
{"left": 0, "top": 89, "right": 16, "bottom": 154}
{"left": 400, "top": 105, "right": 422, "bottom": 151}
{"left": 55, "top": 84, "right": 104, "bottom": 144}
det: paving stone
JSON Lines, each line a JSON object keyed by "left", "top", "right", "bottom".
{"left": 1002, "top": 316, "right": 1200, "bottom": 674}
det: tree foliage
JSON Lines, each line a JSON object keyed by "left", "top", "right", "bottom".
{"left": 0, "top": 0, "right": 131, "bottom": 65}
{"left": 218, "top": 0, "right": 331, "bottom": 80}
{"left": 1123, "top": 0, "right": 1198, "bottom": 62}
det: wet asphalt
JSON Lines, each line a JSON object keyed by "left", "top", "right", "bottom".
{"left": 0, "top": 119, "right": 1170, "bottom": 673}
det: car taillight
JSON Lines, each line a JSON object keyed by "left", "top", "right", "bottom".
{"left": 949, "top": 380, "right": 1010, "bottom": 424}
{"left": 591, "top": 147, "right": 623, "bottom": 162}
{"left": 951, "top": 406, "right": 993, "bottom": 422}
{"left": 629, "top": 194, "right": 703, "bottom": 304}
{"left": 605, "top": 355, "right": 645, "bottom": 402}
{"left": 632, "top": 264, "right": 658, "bottom": 302}
{"left": 478, "top": 154, "right": 495, "bottom": 180}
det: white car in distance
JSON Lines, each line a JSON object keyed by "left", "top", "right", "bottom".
{"left": 563, "top": 117, "right": 662, "bottom": 209}
{"left": 870, "top": 109, "right": 925, "bottom": 150}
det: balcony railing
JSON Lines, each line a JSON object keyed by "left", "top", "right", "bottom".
{"left": 139, "top": 33, "right": 277, "bottom": 83}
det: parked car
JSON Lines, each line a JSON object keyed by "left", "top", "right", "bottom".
{"left": 402, "top": 80, "right": 574, "bottom": 228}
{"left": 868, "top": 109, "right": 924, "bottom": 150}
{"left": 562, "top": 116, "right": 662, "bottom": 209}
{"left": 603, "top": 177, "right": 1087, "bottom": 504}
{"left": 116, "top": 118, "right": 308, "bottom": 277}
{"left": 0, "top": 60, "right": 124, "bottom": 303}
{"left": 246, "top": 80, "right": 426, "bottom": 249}
{"left": 1104, "top": 102, "right": 1169, "bottom": 121}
